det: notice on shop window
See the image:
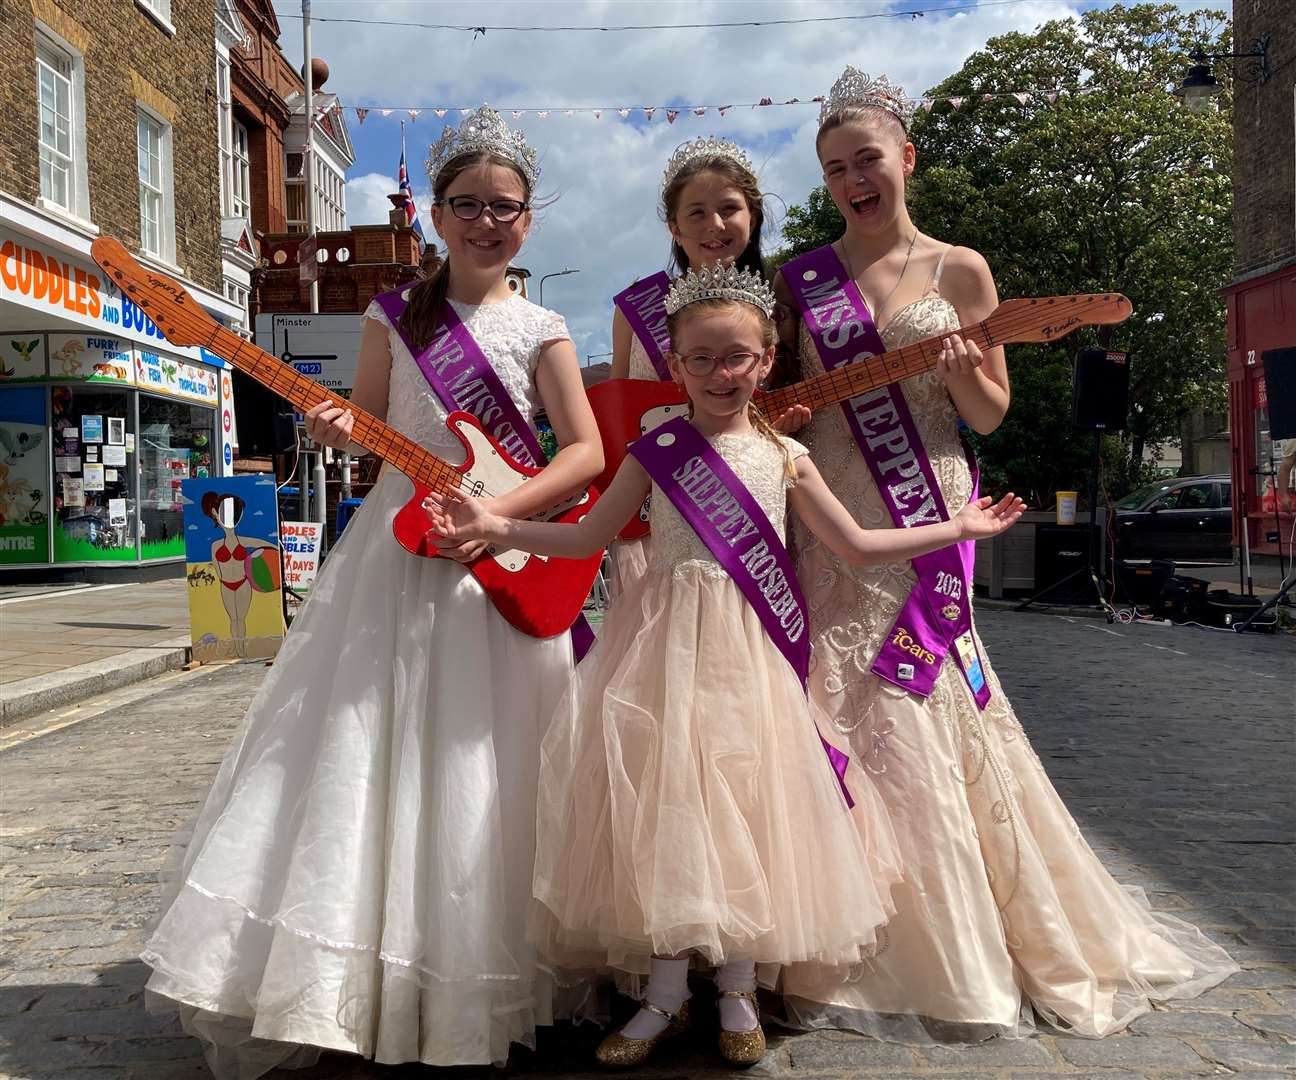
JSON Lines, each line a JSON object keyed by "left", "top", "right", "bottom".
{"left": 83, "top": 463, "right": 105, "bottom": 492}
{"left": 102, "top": 444, "right": 127, "bottom": 468}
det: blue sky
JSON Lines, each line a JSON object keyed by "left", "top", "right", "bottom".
{"left": 272, "top": 0, "right": 1228, "bottom": 361}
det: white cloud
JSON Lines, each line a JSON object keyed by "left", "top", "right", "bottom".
{"left": 280, "top": 0, "right": 1219, "bottom": 359}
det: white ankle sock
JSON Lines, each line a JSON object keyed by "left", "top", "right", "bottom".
{"left": 715, "top": 958, "right": 759, "bottom": 1032}
{"left": 622, "top": 956, "right": 690, "bottom": 1040}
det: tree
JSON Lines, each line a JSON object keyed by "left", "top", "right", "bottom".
{"left": 776, "top": 3, "right": 1233, "bottom": 506}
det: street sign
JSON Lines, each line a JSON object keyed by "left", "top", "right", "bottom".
{"left": 298, "top": 235, "right": 319, "bottom": 285}
{"left": 253, "top": 314, "right": 364, "bottom": 416}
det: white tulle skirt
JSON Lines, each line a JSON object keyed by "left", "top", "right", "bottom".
{"left": 141, "top": 470, "right": 575, "bottom": 1075}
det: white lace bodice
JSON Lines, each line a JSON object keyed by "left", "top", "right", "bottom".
{"left": 363, "top": 293, "right": 569, "bottom": 461}
{"left": 647, "top": 431, "right": 808, "bottom": 576}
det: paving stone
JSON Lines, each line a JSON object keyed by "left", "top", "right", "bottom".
{"left": 1237, "top": 1012, "right": 1296, "bottom": 1039}
{"left": 1129, "top": 1009, "right": 1254, "bottom": 1037}
{"left": 785, "top": 1032, "right": 918, "bottom": 1069}
{"left": 1195, "top": 1039, "right": 1296, "bottom": 1070}
{"left": 1055, "top": 1034, "right": 1205, "bottom": 1069}
{"left": 920, "top": 1039, "right": 1054, "bottom": 1067}
{"left": 1225, "top": 966, "right": 1296, "bottom": 989}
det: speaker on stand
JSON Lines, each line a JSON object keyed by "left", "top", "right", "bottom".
{"left": 1019, "top": 347, "right": 1129, "bottom": 616}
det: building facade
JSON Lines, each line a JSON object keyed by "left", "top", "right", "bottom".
{"left": 1223, "top": 0, "right": 1295, "bottom": 560}
{"left": 0, "top": 0, "right": 244, "bottom": 577}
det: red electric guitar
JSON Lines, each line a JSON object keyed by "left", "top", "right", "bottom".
{"left": 589, "top": 292, "right": 1132, "bottom": 539}
{"left": 91, "top": 237, "right": 600, "bottom": 640}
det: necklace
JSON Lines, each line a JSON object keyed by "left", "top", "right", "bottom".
{"left": 839, "top": 227, "right": 919, "bottom": 320}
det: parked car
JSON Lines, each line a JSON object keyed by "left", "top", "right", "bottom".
{"left": 1112, "top": 474, "right": 1233, "bottom": 563}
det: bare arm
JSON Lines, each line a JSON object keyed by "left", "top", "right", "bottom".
{"left": 424, "top": 454, "right": 651, "bottom": 558}
{"left": 610, "top": 306, "right": 632, "bottom": 380}
{"left": 487, "top": 336, "right": 604, "bottom": 521}
{"left": 788, "top": 454, "right": 1022, "bottom": 565}
{"left": 939, "top": 247, "right": 1010, "bottom": 435}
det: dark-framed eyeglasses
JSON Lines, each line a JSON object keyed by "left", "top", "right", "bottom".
{"left": 439, "top": 196, "right": 530, "bottom": 223}
{"left": 676, "top": 350, "right": 764, "bottom": 377}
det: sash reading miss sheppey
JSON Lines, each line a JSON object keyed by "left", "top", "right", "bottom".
{"left": 782, "top": 245, "right": 990, "bottom": 710}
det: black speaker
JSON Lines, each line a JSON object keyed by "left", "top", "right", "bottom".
{"left": 1033, "top": 524, "right": 1091, "bottom": 601}
{"left": 1262, "top": 348, "right": 1296, "bottom": 440}
{"left": 1072, "top": 347, "right": 1130, "bottom": 431}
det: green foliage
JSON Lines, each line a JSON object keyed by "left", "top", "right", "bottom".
{"left": 776, "top": 3, "right": 1233, "bottom": 503}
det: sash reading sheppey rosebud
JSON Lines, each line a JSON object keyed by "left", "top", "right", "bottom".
{"left": 374, "top": 287, "right": 596, "bottom": 661}
{"left": 628, "top": 416, "right": 854, "bottom": 807}
{"left": 781, "top": 245, "right": 990, "bottom": 709}
{"left": 613, "top": 272, "right": 673, "bottom": 381}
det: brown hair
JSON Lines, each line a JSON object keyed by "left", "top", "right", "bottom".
{"left": 815, "top": 105, "right": 908, "bottom": 157}
{"left": 661, "top": 158, "right": 766, "bottom": 280}
{"left": 398, "top": 151, "right": 532, "bottom": 350}
{"left": 665, "top": 298, "right": 796, "bottom": 480}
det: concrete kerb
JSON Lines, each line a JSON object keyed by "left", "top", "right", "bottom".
{"left": 0, "top": 636, "right": 192, "bottom": 728}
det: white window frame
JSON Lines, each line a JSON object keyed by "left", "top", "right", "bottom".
{"left": 316, "top": 159, "right": 345, "bottom": 232}
{"left": 232, "top": 121, "right": 251, "bottom": 220}
{"left": 134, "top": 0, "right": 176, "bottom": 36}
{"left": 136, "top": 107, "right": 175, "bottom": 262}
{"left": 34, "top": 27, "right": 90, "bottom": 223}
{"left": 284, "top": 150, "right": 307, "bottom": 234}
{"left": 216, "top": 53, "right": 233, "bottom": 216}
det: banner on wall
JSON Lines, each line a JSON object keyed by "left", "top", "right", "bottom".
{"left": 1, "top": 334, "right": 47, "bottom": 380}
{"left": 46, "top": 333, "right": 134, "bottom": 384}
{"left": 181, "top": 474, "right": 286, "bottom": 663}
{"left": 0, "top": 386, "right": 50, "bottom": 564}
{"left": 135, "top": 349, "right": 220, "bottom": 405}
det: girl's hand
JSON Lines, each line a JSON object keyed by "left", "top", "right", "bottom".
{"left": 771, "top": 403, "right": 812, "bottom": 435}
{"left": 936, "top": 335, "right": 984, "bottom": 382}
{"left": 303, "top": 399, "right": 354, "bottom": 449}
{"left": 422, "top": 487, "right": 502, "bottom": 560}
{"left": 954, "top": 494, "right": 1025, "bottom": 539}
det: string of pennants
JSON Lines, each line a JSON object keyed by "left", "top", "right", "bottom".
{"left": 350, "top": 86, "right": 1106, "bottom": 126}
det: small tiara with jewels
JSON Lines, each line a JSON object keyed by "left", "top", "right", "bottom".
{"left": 819, "top": 67, "right": 916, "bottom": 132}
{"left": 426, "top": 105, "right": 540, "bottom": 189}
{"left": 661, "top": 136, "right": 755, "bottom": 195}
{"left": 665, "top": 263, "right": 775, "bottom": 318}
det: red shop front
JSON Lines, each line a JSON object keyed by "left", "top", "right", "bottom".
{"left": 1223, "top": 260, "right": 1296, "bottom": 560}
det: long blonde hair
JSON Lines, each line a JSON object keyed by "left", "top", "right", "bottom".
{"left": 665, "top": 298, "right": 797, "bottom": 481}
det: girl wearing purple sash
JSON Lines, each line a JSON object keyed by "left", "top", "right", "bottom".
{"left": 139, "top": 108, "right": 605, "bottom": 1074}
{"left": 424, "top": 264, "right": 1023, "bottom": 1069}
{"left": 774, "top": 68, "right": 1237, "bottom": 1042}
{"left": 608, "top": 138, "right": 808, "bottom": 595}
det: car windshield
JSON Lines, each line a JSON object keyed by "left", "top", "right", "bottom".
{"left": 1115, "top": 481, "right": 1177, "bottom": 510}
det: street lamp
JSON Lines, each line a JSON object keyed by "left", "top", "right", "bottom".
{"left": 537, "top": 267, "right": 580, "bottom": 307}
{"left": 585, "top": 351, "right": 612, "bottom": 368}
{"left": 1174, "top": 36, "right": 1270, "bottom": 113}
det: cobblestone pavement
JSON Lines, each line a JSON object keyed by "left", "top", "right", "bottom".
{"left": 2, "top": 611, "right": 1293, "bottom": 1080}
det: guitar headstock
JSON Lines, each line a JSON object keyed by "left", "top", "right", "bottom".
{"left": 992, "top": 294, "right": 1133, "bottom": 344}
{"left": 90, "top": 236, "right": 219, "bottom": 349}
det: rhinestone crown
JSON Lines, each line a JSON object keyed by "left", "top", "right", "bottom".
{"left": 660, "top": 136, "right": 755, "bottom": 195}
{"left": 664, "top": 262, "right": 775, "bottom": 318}
{"left": 819, "top": 67, "right": 916, "bottom": 131}
{"left": 426, "top": 105, "right": 540, "bottom": 189}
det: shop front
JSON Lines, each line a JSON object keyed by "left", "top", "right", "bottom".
{"left": 0, "top": 214, "right": 239, "bottom": 578}
{"left": 1223, "top": 260, "right": 1296, "bottom": 561}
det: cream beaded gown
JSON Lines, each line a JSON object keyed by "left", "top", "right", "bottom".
{"left": 142, "top": 295, "right": 580, "bottom": 1074}
{"left": 530, "top": 431, "right": 902, "bottom": 979}
{"left": 780, "top": 259, "right": 1238, "bottom": 1041}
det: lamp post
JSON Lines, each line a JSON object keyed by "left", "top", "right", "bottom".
{"left": 537, "top": 267, "right": 580, "bottom": 307}
{"left": 585, "top": 351, "right": 613, "bottom": 368}
{"left": 1174, "top": 36, "right": 1270, "bottom": 113}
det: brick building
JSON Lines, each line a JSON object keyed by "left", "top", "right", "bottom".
{"left": 0, "top": 0, "right": 244, "bottom": 576}
{"left": 1222, "top": 0, "right": 1295, "bottom": 559}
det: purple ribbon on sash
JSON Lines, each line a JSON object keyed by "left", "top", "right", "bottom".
{"left": 629, "top": 416, "right": 854, "bottom": 807}
{"left": 374, "top": 286, "right": 596, "bottom": 661}
{"left": 782, "top": 245, "right": 990, "bottom": 710}
{"left": 613, "top": 272, "right": 673, "bottom": 381}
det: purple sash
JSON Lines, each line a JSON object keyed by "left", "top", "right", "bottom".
{"left": 374, "top": 286, "right": 596, "bottom": 661}
{"left": 613, "top": 272, "right": 672, "bottom": 381}
{"left": 782, "top": 245, "right": 990, "bottom": 709}
{"left": 629, "top": 416, "right": 854, "bottom": 807}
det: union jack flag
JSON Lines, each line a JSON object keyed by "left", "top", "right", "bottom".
{"left": 397, "top": 146, "right": 426, "bottom": 249}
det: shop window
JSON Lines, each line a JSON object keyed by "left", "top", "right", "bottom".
{"left": 139, "top": 394, "right": 217, "bottom": 559}
{"left": 137, "top": 108, "right": 173, "bottom": 261}
{"left": 0, "top": 387, "right": 51, "bottom": 566}
{"left": 51, "top": 385, "right": 137, "bottom": 563}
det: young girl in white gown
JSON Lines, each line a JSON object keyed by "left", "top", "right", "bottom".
{"left": 774, "top": 67, "right": 1239, "bottom": 1043}
{"left": 139, "top": 107, "right": 604, "bottom": 1075}
{"left": 424, "top": 263, "right": 1025, "bottom": 1068}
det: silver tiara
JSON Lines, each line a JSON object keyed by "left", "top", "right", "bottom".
{"left": 660, "top": 136, "right": 755, "bottom": 194}
{"left": 665, "top": 263, "right": 775, "bottom": 318}
{"left": 426, "top": 105, "right": 540, "bottom": 188}
{"left": 819, "top": 67, "right": 916, "bottom": 131}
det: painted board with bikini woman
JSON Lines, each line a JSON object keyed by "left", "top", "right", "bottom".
{"left": 180, "top": 474, "right": 284, "bottom": 662}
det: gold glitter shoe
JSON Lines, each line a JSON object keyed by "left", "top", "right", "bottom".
{"left": 717, "top": 990, "right": 766, "bottom": 1068}
{"left": 594, "top": 998, "right": 691, "bottom": 1069}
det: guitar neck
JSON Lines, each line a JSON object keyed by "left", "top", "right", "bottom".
{"left": 757, "top": 321, "right": 995, "bottom": 419}
{"left": 210, "top": 325, "right": 459, "bottom": 494}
